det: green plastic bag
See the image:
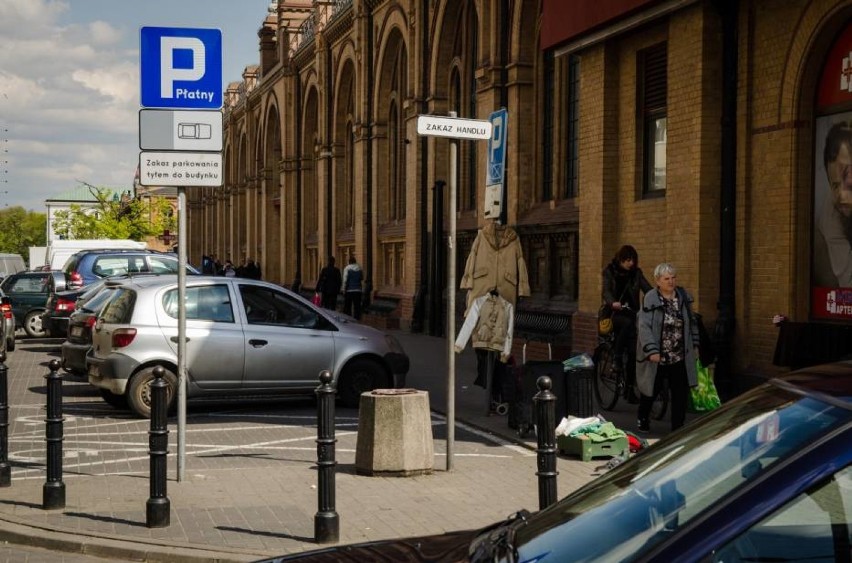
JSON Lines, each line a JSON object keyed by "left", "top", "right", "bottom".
{"left": 689, "top": 360, "right": 721, "bottom": 413}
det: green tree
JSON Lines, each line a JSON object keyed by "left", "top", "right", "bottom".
{"left": 51, "top": 185, "right": 167, "bottom": 242}
{"left": 0, "top": 206, "right": 47, "bottom": 262}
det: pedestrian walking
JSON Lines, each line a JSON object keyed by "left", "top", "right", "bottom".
{"left": 342, "top": 255, "right": 363, "bottom": 319}
{"left": 316, "top": 256, "right": 342, "bottom": 311}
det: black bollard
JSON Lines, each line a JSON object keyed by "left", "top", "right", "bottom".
{"left": 533, "top": 375, "right": 558, "bottom": 510}
{"left": 0, "top": 351, "right": 10, "bottom": 487}
{"left": 146, "top": 366, "right": 170, "bottom": 528}
{"left": 314, "top": 370, "right": 339, "bottom": 543}
{"left": 43, "top": 359, "right": 65, "bottom": 509}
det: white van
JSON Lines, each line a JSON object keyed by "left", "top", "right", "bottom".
{"left": 46, "top": 240, "right": 148, "bottom": 271}
{"left": 0, "top": 253, "right": 26, "bottom": 280}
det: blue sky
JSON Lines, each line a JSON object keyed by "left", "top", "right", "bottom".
{"left": 0, "top": 0, "right": 272, "bottom": 211}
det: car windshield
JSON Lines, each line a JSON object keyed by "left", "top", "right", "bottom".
{"left": 511, "top": 381, "right": 851, "bottom": 562}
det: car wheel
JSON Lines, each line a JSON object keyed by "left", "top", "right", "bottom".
{"left": 127, "top": 366, "right": 177, "bottom": 418}
{"left": 7, "top": 336, "right": 15, "bottom": 352}
{"left": 99, "top": 388, "right": 128, "bottom": 409}
{"left": 338, "top": 358, "right": 386, "bottom": 408}
{"left": 23, "top": 311, "right": 46, "bottom": 338}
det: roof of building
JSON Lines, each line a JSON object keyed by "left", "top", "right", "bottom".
{"left": 45, "top": 185, "right": 121, "bottom": 204}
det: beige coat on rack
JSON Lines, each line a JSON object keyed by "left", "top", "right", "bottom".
{"left": 460, "top": 222, "right": 531, "bottom": 314}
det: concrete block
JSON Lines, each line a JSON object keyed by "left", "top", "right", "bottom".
{"left": 355, "top": 389, "right": 433, "bottom": 477}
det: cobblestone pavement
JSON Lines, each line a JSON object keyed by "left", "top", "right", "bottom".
{"left": 0, "top": 333, "right": 614, "bottom": 561}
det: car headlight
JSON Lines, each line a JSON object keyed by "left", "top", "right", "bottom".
{"left": 385, "top": 335, "right": 405, "bottom": 355}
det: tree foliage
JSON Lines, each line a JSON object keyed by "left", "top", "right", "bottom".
{"left": 0, "top": 206, "right": 47, "bottom": 261}
{"left": 51, "top": 185, "right": 174, "bottom": 242}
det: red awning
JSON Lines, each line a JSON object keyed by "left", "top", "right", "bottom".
{"left": 540, "top": 0, "right": 665, "bottom": 51}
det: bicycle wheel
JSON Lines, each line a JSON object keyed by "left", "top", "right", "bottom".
{"left": 650, "top": 382, "right": 669, "bottom": 420}
{"left": 594, "top": 342, "right": 620, "bottom": 411}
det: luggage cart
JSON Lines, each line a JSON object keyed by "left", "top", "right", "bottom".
{"left": 510, "top": 311, "right": 572, "bottom": 438}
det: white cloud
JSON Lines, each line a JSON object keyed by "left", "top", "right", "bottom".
{"left": 1, "top": 0, "right": 271, "bottom": 212}
{"left": 0, "top": 0, "right": 68, "bottom": 37}
{"left": 0, "top": 1, "right": 139, "bottom": 210}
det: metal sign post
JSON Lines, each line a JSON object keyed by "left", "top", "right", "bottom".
{"left": 139, "top": 26, "right": 223, "bottom": 483}
{"left": 176, "top": 188, "right": 187, "bottom": 481}
{"left": 416, "top": 113, "right": 492, "bottom": 471}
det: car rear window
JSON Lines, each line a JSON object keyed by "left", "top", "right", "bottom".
{"left": 63, "top": 254, "right": 80, "bottom": 274}
{"left": 99, "top": 288, "right": 136, "bottom": 324}
{"left": 92, "top": 256, "right": 148, "bottom": 277}
{"left": 80, "top": 287, "right": 117, "bottom": 314}
{"left": 148, "top": 256, "right": 181, "bottom": 274}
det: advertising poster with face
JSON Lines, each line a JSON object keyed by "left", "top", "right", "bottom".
{"left": 813, "top": 114, "right": 852, "bottom": 320}
{"left": 812, "top": 23, "right": 852, "bottom": 321}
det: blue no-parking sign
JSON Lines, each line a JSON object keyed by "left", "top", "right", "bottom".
{"left": 140, "top": 26, "right": 222, "bottom": 109}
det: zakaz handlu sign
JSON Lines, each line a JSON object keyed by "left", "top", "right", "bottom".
{"left": 140, "top": 26, "right": 222, "bottom": 109}
{"left": 417, "top": 115, "right": 492, "bottom": 140}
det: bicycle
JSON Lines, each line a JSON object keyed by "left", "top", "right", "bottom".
{"left": 593, "top": 306, "right": 668, "bottom": 419}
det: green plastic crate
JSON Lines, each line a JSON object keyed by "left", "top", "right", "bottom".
{"left": 557, "top": 434, "right": 629, "bottom": 462}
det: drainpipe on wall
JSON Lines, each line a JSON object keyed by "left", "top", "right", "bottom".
{"left": 714, "top": 0, "right": 738, "bottom": 399}
{"left": 325, "top": 44, "right": 334, "bottom": 261}
{"left": 363, "top": 8, "right": 374, "bottom": 310}
{"left": 499, "top": 0, "right": 509, "bottom": 225}
{"left": 292, "top": 67, "right": 303, "bottom": 294}
{"left": 411, "top": 0, "right": 431, "bottom": 333}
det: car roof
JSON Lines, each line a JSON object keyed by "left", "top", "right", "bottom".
{"left": 774, "top": 359, "right": 852, "bottom": 401}
{"left": 73, "top": 248, "right": 173, "bottom": 256}
{"left": 108, "top": 275, "right": 294, "bottom": 295}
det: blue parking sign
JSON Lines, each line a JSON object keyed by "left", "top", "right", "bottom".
{"left": 486, "top": 109, "right": 508, "bottom": 185}
{"left": 140, "top": 27, "right": 222, "bottom": 109}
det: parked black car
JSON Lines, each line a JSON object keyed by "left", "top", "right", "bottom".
{"left": 61, "top": 285, "right": 118, "bottom": 375}
{"left": 42, "top": 275, "right": 117, "bottom": 338}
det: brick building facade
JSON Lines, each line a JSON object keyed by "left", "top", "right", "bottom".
{"left": 187, "top": 0, "right": 852, "bottom": 394}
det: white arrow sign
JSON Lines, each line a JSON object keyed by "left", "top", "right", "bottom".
{"left": 417, "top": 115, "right": 493, "bottom": 140}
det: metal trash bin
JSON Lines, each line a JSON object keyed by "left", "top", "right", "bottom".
{"left": 565, "top": 366, "right": 594, "bottom": 418}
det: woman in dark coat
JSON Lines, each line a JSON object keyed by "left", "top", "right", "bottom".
{"left": 316, "top": 256, "right": 342, "bottom": 311}
{"left": 601, "top": 245, "right": 653, "bottom": 402}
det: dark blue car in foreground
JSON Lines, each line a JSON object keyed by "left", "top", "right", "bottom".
{"left": 264, "top": 361, "right": 852, "bottom": 562}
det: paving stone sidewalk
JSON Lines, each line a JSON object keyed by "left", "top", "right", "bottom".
{"left": 0, "top": 332, "right": 649, "bottom": 561}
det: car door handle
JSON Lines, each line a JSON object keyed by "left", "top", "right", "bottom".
{"left": 248, "top": 339, "right": 268, "bottom": 348}
{"left": 170, "top": 336, "right": 191, "bottom": 343}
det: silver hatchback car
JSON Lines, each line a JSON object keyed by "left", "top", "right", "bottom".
{"left": 87, "top": 276, "right": 409, "bottom": 417}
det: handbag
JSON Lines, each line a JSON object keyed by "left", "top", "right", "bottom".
{"left": 312, "top": 292, "right": 322, "bottom": 306}
{"left": 598, "top": 304, "right": 614, "bottom": 336}
{"left": 688, "top": 359, "right": 722, "bottom": 413}
{"left": 598, "top": 282, "right": 629, "bottom": 336}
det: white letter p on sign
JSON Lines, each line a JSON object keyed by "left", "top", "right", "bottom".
{"left": 160, "top": 37, "right": 206, "bottom": 98}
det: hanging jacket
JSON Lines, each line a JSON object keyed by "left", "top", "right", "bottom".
{"left": 454, "top": 293, "right": 514, "bottom": 361}
{"left": 460, "top": 223, "right": 531, "bottom": 313}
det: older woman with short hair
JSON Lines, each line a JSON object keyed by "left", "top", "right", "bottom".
{"left": 636, "top": 263, "right": 700, "bottom": 433}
